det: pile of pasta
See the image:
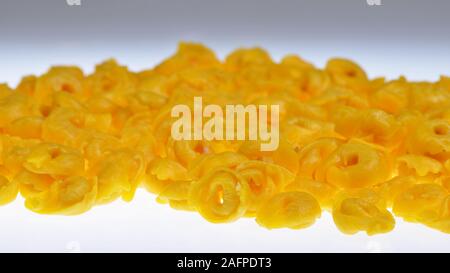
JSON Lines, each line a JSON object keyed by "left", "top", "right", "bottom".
{"left": 1, "top": 42, "right": 450, "bottom": 235}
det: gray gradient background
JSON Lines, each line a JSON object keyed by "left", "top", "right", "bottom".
{"left": 0, "top": 0, "right": 450, "bottom": 252}
{"left": 1, "top": 0, "right": 450, "bottom": 84}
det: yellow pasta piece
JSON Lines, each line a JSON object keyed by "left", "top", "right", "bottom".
{"left": 331, "top": 106, "right": 404, "bottom": 149}
{"left": 285, "top": 177, "right": 337, "bottom": 209}
{"left": 256, "top": 191, "right": 321, "bottom": 229}
{"left": 441, "top": 176, "right": 450, "bottom": 192}
{"left": 1, "top": 136, "right": 40, "bottom": 176}
{"left": 325, "top": 58, "right": 369, "bottom": 94}
{"left": 189, "top": 167, "right": 250, "bottom": 223}
{"left": 25, "top": 176, "right": 97, "bottom": 215}
{"left": 0, "top": 84, "right": 12, "bottom": 99}
{"left": 370, "top": 79, "right": 410, "bottom": 114}
{"left": 158, "top": 180, "right": 192, "bottom": 202}
{"left": 332, "top": 190, "right": 395, "bottom": 235}
{"left": 144, "top": 158, "right": 189, "bottom": 195}
{"left": 0, "top": 92, "right": 31, "bottom": 128}
{"left": 15, "top": 170, "right": 54, "bottom": 198}
{"left": 428, "top": 196, "right": 450, "bottom": 233}
{"left": 156, "top": 42, "right": 220, "bottom": 74}
{"left": 23, "top": 143, "right": 86, "bottom": 176}
{"left": 0, "top": 175, "right": 19, "bottom": 206}
{"left": 41, "top": 107, "right": 85, "bottom": 146}
{"left": 297, "top": 137, "right": 343, "bottom": 179}
{"left": 189, "top": 152, "right": 248, "bottom": 178}
{"left": 406, "top": 119, "right": 450, "bottom": 162}
{"left": 409, "top": 82, "right": 450, "bottom": 113}
{"left": 5, "top": 116, "right": 43, "bottom": 139}
{"left": 393, "top": 183, "right": 448, "bottom": 225}
{"left": 225, "top": 48, "right": 272, "bottom": 70}
{"left": 92, "top": 150, "right": 145, "bottom": 204}
{"left": 316, "top": 141, "right": 391, "bottom": 189}
{"left": 34, "top": 66, "right": 85, "bottom": 102}
{"left": 396, "top": 154, "right": 442, "bottom": 180}
{"left": 373, "top": 176, "right": 418, "bottom": 208}
{"left": 2, "top": 42, "right": 450, "bottom": 235}
{"left": 236, "top": 160, "right": 295, "bottom": 215}
{"left": 167, "top": 139, "right": 211, "bottom": 167}
{"left": 86, "top": 60, "right": 137, "bottom": 107}
{"left": 238, "top": 139, "right": 299, "bottom": 175}
{"left": 77, "top": 131, "right": 121, "bottom": 164}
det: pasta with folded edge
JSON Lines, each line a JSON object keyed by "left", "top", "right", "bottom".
{"left": 0, "top": 42, "right": 449, "bottom": 235}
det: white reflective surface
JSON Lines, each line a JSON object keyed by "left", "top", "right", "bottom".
{"left": 0, "top": 40, "right": 449, "bottom": 253}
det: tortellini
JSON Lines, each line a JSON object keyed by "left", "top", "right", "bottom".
{"left": 0, "top": 175, "right": 18, "bottom": 205}
{"left": 316, "top": 142, "right": 391, "bottom": 189}
{"left": 256, "top": 191, "right": 321, "bottom": 230}
{"left": 0, "top": 42, "right": 450, "bottom": 235}
{"left": 332, "top": 190, "right": 395, "bottom": 235}
{"left": 393, "top": 184, "right": 448, "bottom": 227}
{"left": 24, "top": 176, "right": 97, "bottom": 215}
{"left": 92, "top": 149, "right": 145, "bottom": 203}
{"left": 189, "top": 168, "right": 250, "bottom": 223}
{"left": 236, "top": 160, "right": 295, "bottom": 215}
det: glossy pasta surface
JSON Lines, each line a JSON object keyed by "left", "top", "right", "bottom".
{"left": 1, "top": 42, "right": 450, "bottom": 235}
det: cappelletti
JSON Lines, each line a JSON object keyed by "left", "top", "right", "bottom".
{"left": 1, "top": 42, "right": 450, "bottom": 235}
